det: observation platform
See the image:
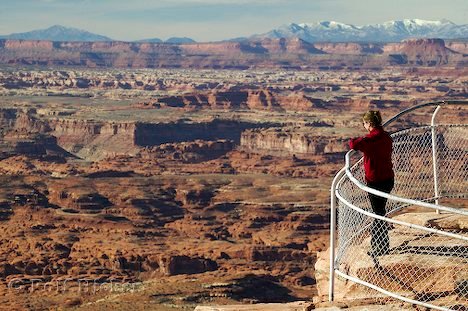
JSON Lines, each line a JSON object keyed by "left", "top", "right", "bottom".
{"left": 329, "top": 101, "right": 468, "bottom": 311}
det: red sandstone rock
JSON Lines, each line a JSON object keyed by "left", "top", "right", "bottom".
{"left": 0, "top": 38, "right": 464, "bottom": 68}
{"left": 240, "top": 128, "right": 347, "bottom": 156}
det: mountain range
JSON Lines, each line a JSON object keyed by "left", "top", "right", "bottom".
{"left": 0, "top": 25, "right": 196, "bottom": 43}
{"left": 0, "top": 20, "right": 466, "bottom": 43}
{"left": 252, "top": 19, "right": 468, "bottom": 42}
{"left": 0, "top": 25, "right": 112, "bottom": 42}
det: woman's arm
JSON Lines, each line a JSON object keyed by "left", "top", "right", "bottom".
{"left": 349, "top": 137, "right": 369, "bottom": 152}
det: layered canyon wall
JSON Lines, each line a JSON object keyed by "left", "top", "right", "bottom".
{"left": 241, "top": 128, "right": 348, "bottom": 156}
{"left": 0, "top": 108, "right": 344, "bottom": 161}
{"left": 48, "top": 119, "right": 138, "bottom": 160}
{"left": 47, "top": 118, "right": 275, "bottom": 160}
{"left": 0, "top": 38, "right": 464, "bottom": 68}
{"left": 0, "top": 109, "right": 279, "bottom": 160}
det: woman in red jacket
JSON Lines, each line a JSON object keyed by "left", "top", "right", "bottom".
{"left": 349, "top": 111, "right": 394, "bottom": 258}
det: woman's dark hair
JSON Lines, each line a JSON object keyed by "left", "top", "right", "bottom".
{"left": 363, "top": 110, "right": 382, "bottom": 127}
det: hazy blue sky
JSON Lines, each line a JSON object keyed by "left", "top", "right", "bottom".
{"left": 0, "top": 0, "right": 466, "bottom": 41}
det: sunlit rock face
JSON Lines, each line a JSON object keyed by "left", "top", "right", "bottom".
{"left": 0, "top": 38, "right": 464, "bottom": 68}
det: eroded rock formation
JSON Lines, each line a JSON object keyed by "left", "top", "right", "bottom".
{"left": 241, "top": 127, "right": 348, "bottom": 156}
{"left": 0, "top": 38, "right": 465, "bottom": 69}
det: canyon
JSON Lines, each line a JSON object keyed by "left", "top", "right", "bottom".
{"left": 0, "top": 44, "right": 466, "bottom": 310}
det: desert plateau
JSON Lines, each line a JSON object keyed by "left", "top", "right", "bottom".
{"left": 0, "top": 17, "right": 466, "bottom": 310}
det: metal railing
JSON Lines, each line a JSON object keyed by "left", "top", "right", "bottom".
{"left": 329, "top": 101, "right": 468, "bottom": 310}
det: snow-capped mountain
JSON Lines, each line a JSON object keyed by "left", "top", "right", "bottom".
{"left": 1, "top": 20, "right": 466, "bottom": 44}
{"left": 138, "top": 37, "right": 196, "bottom": 44}
{"left": 250, "top": 19, "right": 468, "bottom": 42}
{"left": 0, "top": 25, "right": 112, "bottom": 42}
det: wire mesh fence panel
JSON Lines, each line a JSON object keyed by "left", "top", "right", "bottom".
{"left": 337, "top": 214, "right": 468, "bottom": 308}
{"left": 334, "top": 120, "right": 468, "bottom": 310}
{"left": 437, "top": 125, "right": 468, "bottom": 200}
{"left": 391, "top": 126, "right": 436, "bottom": 207}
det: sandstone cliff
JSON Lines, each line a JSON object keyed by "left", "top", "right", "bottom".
{"left": 48, "top": 118, "right": 262, "bottom": 161}
{"left": 241, "top": 127, "right": 348, "bottom": 156}
{"left": 0, "top": 109, "right": 278, "bottom": 161}
{"left": 48, "top": 119, "right": 138, "bottom": 160}
{"left": 0, "top": 38, "right": 464, "bottom": 68}
{"left": 139, "top": 89, "right": 329, "bottom": 111}
{"left": 383, "top": 38, "right": 458, "bottom": 65}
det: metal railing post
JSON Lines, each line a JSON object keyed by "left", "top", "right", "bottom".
{"left": 431, "top": 105, "right": 442, "bottom": 213}
{"left": 329, "top": 167, "right": 346, "bottom": 302}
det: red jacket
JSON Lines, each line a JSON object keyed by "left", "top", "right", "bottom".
{"left": 349, "top": 126, "right": 394, "bottom": 183}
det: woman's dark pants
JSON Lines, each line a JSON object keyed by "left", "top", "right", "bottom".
{"left": 367, "top": 179, "right": 394, "bottom": 256}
